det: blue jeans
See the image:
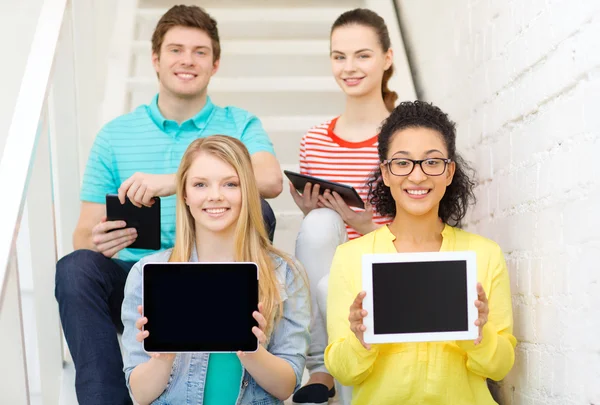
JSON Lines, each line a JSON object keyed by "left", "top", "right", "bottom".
{"left": 55, "top": 200, "right": 277, "bottom": 405}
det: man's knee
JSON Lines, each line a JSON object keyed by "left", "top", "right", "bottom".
{"left": 55, "top": 249, "right": 108, "bottom": 299}
{"left": 261, "top": 199, "right": 276, "bottom": 242}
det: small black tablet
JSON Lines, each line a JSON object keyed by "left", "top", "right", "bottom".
{"left": 105, "top": 194, "right": 161, "bottom": 250}
{"left": 284, "top": 170, "right": 365, "bottom": 209}
{"left": 142, "top": 262, "right": 259, "bottom": 353}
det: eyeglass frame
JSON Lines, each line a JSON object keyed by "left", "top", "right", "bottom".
{"left": 381, "top": 157, "right": 452, "bottom": 177}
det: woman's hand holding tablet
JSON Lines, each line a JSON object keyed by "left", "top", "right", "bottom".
{"left": 135, "top": 305, "right": 175, "bottom": 362}
{"left": 236, "top": 303, "right": 269, "bottom": 358}
{"left": 474, "top": 283, "right": 489, "bottom": 345}
{"left": 348, "top": 291, "right": 371, "bottom": 350}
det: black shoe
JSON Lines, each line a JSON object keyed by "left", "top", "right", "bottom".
{"left": 292, "top": 383, "right": 336, "bottom": 405}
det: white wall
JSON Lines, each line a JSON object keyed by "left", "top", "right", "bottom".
{"left": 396, "top": 0, "right": 600, "bottom": 404}
{"left": 0, "top": 0, "right": 44, "bottom": 156}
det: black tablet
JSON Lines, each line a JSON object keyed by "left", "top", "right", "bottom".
{"left": 105, "top": 194, "right": 161, "bottom": 250}
{"left": 142, "top": 262, "right": 259, "bottom": 353}
{"left": 284, "top": 170, "right": 365, "bottom": 209}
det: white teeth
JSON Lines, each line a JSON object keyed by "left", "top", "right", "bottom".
{"left": 407, "top": 189, "right": 429, "bottom": 195}
{"left": 177, "top": 73, "right": 194, "bottom": 79}
{"left": 206, "top": 208, "right": 226, "bottom": 214}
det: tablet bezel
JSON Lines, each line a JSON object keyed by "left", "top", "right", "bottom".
{"left": 361, "top": 251, "right": 478, "bottom": 344}
{"left": 141, "top": 261, "right": 259, "bottom": 353}
{"left": 284, "top": 170, "right": 365, "bottom": 209}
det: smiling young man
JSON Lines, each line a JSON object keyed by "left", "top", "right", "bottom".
{"left": 54, "top": 5, "right": 282, "bottom": 405}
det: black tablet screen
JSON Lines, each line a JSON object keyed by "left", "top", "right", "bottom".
{"left": 105, "top": 194, "right": 161, "bottom": 250}
{"left": 143, "top": 263, "right": 259, "bottom": 352}
{"left": 372, "top": 261, "right": 468, "bottom": 334}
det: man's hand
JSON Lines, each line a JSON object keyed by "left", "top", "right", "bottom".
{"left": 118, "top": 173, "right": 176, "bottom": 208}
{"left": 91, "top": 216, "right": 137, "bottom": 257}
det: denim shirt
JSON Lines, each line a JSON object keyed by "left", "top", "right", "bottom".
{"left": 121, "top": 248, "right": 310, "bottom": 404}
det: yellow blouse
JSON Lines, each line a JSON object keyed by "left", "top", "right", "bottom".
{"left": 324, "top": 224, "right": 516, "bottom": 405}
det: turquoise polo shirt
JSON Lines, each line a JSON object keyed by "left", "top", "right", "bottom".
{"left": 80, "top": 95, "right": 275, "bottom": 262}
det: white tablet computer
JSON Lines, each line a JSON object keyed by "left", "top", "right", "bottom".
{"left": 142, "top": 262, "right": 259, "bottom": 353}
{"left": 361, "top": 251, "right": 478, "bottom": 344}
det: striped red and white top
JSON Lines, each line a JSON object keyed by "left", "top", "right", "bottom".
{"left": 299, "top": 117, "right": 392, "bottom": 240}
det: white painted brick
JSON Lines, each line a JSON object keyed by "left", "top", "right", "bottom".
{"left": 539, "top": 350, "right": 555, "bottom": 393}
{"left": 489, "top": 134, "right": 511, "bottom": 174}
{"left": 547, "top": 0, "right": 589, "bottom": 43}
{"left": 516, "top": 257, "right": 531, "bottom": 296}
{"left": 542, "top": 253, "right": 570, "bottom": 296}
{"left": 529, "top": 257, "right": 542, "bottom": 297}
{"left": 565, "top": 351, "right": 588, "bottom": 397}
{"left": 507, "top": 255, "right": 519, "bottom": 294}
{"left": 514, "top": 392, "right": 534, "bottom": 405}
{"left": 397, "top": 0, "right": 600, "bottom": 401}
{"left": 550, "top": 352, "right": 568, "bottom": 397}
{"left": 533, "top": 207, "right": 564, "bottom": 251}
{"left": 527, "top": 349, "right": 542, "bottom": 390}
{"left": 563, "top": 187, "right": 600, "bottom": 245}
{"left": 582, "top": 72, "right": 600, "bottom": 133}
{"left": 508, "top": 165, "right": 539, "bottom": 209}
{"left": 534, "top": 301, "right": 562, "bottom": 346}
{"left": 585, "top": 353, "right": 600, "bottom": 403}
{"left": 514, "top": 303, "right": 536, "bottom": 342}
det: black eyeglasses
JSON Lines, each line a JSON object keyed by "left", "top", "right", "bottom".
{"left": 382, "top": 158, "right": 452, "bottom": 176}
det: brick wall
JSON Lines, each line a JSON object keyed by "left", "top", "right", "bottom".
{"left": 396, "top": 1, "right": 600, "bottom": 404}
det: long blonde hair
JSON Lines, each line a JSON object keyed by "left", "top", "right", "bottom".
{"left": 169, "top": 135, "right": 302, "bottom": 336}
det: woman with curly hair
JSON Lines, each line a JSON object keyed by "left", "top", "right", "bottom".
{"left": 324, "top": 101, "right": 516, "bottom": 404}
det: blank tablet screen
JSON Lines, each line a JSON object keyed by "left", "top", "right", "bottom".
{"left": 372, "top": 260, "right": 468, "bottom": 334}
{"left": 143, "top": 263, "right": 259, "bottom": 352}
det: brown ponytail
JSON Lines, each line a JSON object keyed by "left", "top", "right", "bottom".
{"left": 382, "top": 64, "right": 398, "bottom": 112}
{"left": 332, "top": 8, "right": 397, "bottom": 111}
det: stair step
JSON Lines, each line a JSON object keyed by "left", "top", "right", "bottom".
{"left": 131, "top": 39, "right": 332, "bottom": 78}
{"left": 128, "top": 90, "right": 344, "bottom": 117}
{"left": 136, "top": 7, "right": 350, "bottom": 23}
{"left": 271, "top": 165, "right": 303, "bottom": 213}
{"left": 135, "top": 7, "right": 347, "bottom": 40}
{"left": 281, "top": 163, "right": 301, "bottom": 173}
{"left": 132, "top": 39, "right": 330, "bottom": 55}
{"left": 273, "top": 210, "right": 304, "bottom": 255}
{"left": 261, "top": 116, "right": 331, "bottom": 132}
{"left": 264, "top": 116, "right": 331, "bottom": 164}
{"left": 138, "top": 0, "right": 362, "bottom": 8}
{"left": 133, "top": 54, "right": 331, "bottom": 78}
{"left": 126, "top": 76, "right": 338, "bottom": 92}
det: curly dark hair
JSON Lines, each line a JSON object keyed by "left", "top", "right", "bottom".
{"left": 367, "top": 101, "right": 476, "bottom": 227}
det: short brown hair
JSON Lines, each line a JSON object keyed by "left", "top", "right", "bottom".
{"left": 151, "top": 5, "right": 221, "bottom": 61}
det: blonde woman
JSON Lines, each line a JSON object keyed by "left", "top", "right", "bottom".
{"left": 120, "top": 135, "right": 310, "bottom": 405}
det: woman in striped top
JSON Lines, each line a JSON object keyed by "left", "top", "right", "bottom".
{"left": 290, "top": 8, "right": 397, "bottom": 405}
